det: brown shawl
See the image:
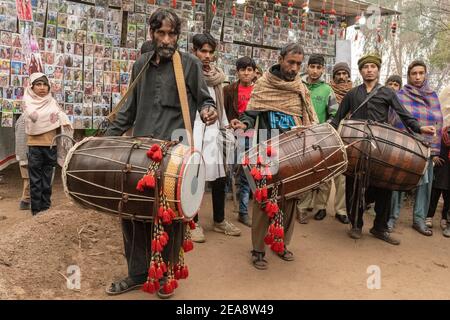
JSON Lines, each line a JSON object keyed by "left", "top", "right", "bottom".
{"left": 330, "top": 80, "right": 353, "bottom": 104}
{"left": 246, "top": 71, "right": 318, "bottom": 126}
{"left": 203, "top": 65, "right": 226, "bottom": 124}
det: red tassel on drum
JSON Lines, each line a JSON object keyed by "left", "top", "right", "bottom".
{"left": 189, "top": 220, "right": 196, "bottom": 230}
{"left": 156, "top": 266, "right": 164, "bottom": 279}
{"left": 264, "top": 233, "right": 274, "bottom": 245}
{"left": 143, "top": 174, "right": 155, "bottom": 189}
{"left": 275, "top": 225, "right": 284, "bottom": 239}
{"left": 254, "top": 189, "right": 263, "bottom": 202}
{"left": 183, "top": 239, "right": 194, "bottom": 252}
{"left": 181, "top": 266, "right": 189, "bottom": 279}
{"left": 266, "top": 145, "right": 272, "bottom": 157}
{"left": 149, "top": 263, "right": 157, "bottom": 279}
{"left": 243, "top": 156, "right": 250, "bottom": 166}
{"left": 142, "top": 281, "right": 156, "bottom": 293}
{"left": 254, "top": 170, "right": 263, "bottom": 181}
{"left": 161, "top": 210, "right": 172, "bottom": 225}
{"left": 269, "top": 223, "right": 276, "bottom": 234}
{"left": 250, "top": 167, "right": 259, "bottom": 177}
{"left": 163, "top": 282, "right": 173, "bottom": 294}
{"left": 156, "top": 239, "right": 163, "bottom": 252}
{"left": 159, "top": 234, "right": 167, "bottom": 246}
{"left": 152, "top": 149, "right": 163, "bottom": 163}
{"left": 158, "top": 206, "right": 165, "bottom": 218}
{"left": 136, "top": 178, "right": 145, "bottom": 192}
{"left": 175, "top": 267, "right": 181, "bottom": 280}
{"left": 171, "top": 279, "right": 179, "bottom": 289}
{"left": 167, "top": 208, "right": 176, "bottom": 219}
{"left": 261, "top": 187, "right": 268, "bottom": 201}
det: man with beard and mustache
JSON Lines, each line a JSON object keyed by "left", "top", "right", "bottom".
{"left": 331, "top": 53, "right": 436, "bottom": 245}
{"left": 190, "top": 32, "right": 241, "bottom": 243}
{"left": 105, "top": 8, "right": 217, "bottom": 299}
{"left": 230, "top": 43, "right": 318, "bottom": 270}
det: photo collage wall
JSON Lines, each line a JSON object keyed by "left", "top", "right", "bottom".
{"left": 0, "top": 0, "right": 337, "bottom": 127}
{"left": 211, "top": 0, "right": 336, "bottom": 84}
{"left": 0, "top": 0, "right": 206, "bottom": 128}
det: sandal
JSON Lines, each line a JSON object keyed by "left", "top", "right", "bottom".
{"left": 105, "top": 277, "right": 144, "bottom": 296}
{"left": 412, "top": 223, "right": 433, "bottom": 237}
{"left": 277, "top": 247, "right": 295, "bottom": 261}
{"left": 157, "top": 286, "right": 175, "bottom": 299}
{"left": 251, "top": 251, "right": 268, "bottom": 270}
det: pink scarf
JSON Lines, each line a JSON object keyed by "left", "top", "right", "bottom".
{"left": 24, "top": 73, "right": 71, "bottom": 135}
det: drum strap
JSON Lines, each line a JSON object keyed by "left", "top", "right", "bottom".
{"left": 173, "top": 51, "right": 194, "bottom": 147}
{"left": 346, "top": 84, "right": 382, "bottom": 120}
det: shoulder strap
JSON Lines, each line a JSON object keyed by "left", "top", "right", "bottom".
{"left": 173, "top": 51, "right": 193, "bottom": 147}
{"left": 346, "top": 84, "right": 382, "bottom": 119}
{"left": 107, "top": 55, "right": 151, "bottom": 123}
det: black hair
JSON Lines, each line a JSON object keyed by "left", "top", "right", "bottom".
{"left": 235, "top": 56, "right": 256, "bottom": 71}
{"left": 192, "top": 33, "right": 217, "bottom": 52}
{"left": 386, "top": 75, "right": 402, "bottom": 87}
{"left": 308, "top": 54, "right": 325, "bottom": 66}
{"left": 148, "top": 8, "right": 181, "bottom": 35}
{"left": 280, "top": 43, "right": 304, "bottom": 58}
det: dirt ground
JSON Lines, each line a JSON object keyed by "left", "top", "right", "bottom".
{"left": 0, "top": 163, "right": 449, "bottom": 300}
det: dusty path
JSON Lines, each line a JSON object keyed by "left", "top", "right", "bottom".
{"left": 0, "top": 164, "right": 449, "bottom": 300}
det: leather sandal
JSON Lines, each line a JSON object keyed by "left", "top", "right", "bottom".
{"left": 105, "top": 277, "right": 144, "bottom": 296}
{"left": 277, "top": 247, "right": 294, "bottom": 261}
{"left": 251, "top": 251, "right": 268, "bottom": 270}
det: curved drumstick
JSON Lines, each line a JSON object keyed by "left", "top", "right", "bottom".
{"left": 50, "top": 133, "right": 77, "bottom": 149}
{"left": 344, "top": 138, "right": 377, "bottom": 150}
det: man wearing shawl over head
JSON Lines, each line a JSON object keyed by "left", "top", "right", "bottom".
{"left": 331, "top": 54, "right": 436, "bottom": 245}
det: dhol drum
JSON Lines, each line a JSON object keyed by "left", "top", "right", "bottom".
{"left": 243, "top": 123, "right": 348, "bottom": 200}
{"left": 62, "top": 136, "right": 205, "bottom": 221}
{"left": 338, "top": 119, "right": 430, "bottom": 191}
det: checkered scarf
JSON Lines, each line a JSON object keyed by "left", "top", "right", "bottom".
{"left": 393, "top": 81, "right": 443, "bottom": 155}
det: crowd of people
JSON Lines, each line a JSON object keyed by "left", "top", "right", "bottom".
{"left": 9, "top": 8, "right": 450, "bottom": 299}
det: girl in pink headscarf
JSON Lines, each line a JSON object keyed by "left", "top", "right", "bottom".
{"left": 23, "top": 72, "right": 72, "bottom": 215}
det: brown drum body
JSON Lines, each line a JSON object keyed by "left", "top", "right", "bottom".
{"left": 62, "top": 136, "right": 205, "bottom": 221}
{"left": 338, "top": 120, "right": 430, "bottom": 191}
{"left": 244, "top": 123, "right": 348, "bottom": 199}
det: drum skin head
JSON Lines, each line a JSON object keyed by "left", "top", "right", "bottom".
{"left": 179, "top": 151, "right": 205, "bottom": 219}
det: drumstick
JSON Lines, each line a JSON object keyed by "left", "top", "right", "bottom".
{"left": 196, "top": 106, "right": 210, "bottom": 178}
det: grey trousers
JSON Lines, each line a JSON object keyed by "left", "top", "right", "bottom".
{"left": 251, "top": 198, "right": 297, "bottom": 252}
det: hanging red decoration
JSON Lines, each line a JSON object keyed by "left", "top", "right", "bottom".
{"left": 264, "top": 12, "right": 269, "bottom": 26}
{"left": 274, "top": 0, "right": 282, "bottom": 11}
{"left": 211, "top": 0, "right": 217, "bottom": 15}
{"left": 172, "top": 0, "right": 176, "bottom": 8}
{"left": 274, "top": 13, "right": 280, "bottom": 27}
{"left": 191, "top": 0, "right": 196, "bottom": 6}
{"left": 231, "top": 2, "right": 236, "bottom": 17}
{"left": 287, "top": 1, "right": 294, "bottom": 16}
